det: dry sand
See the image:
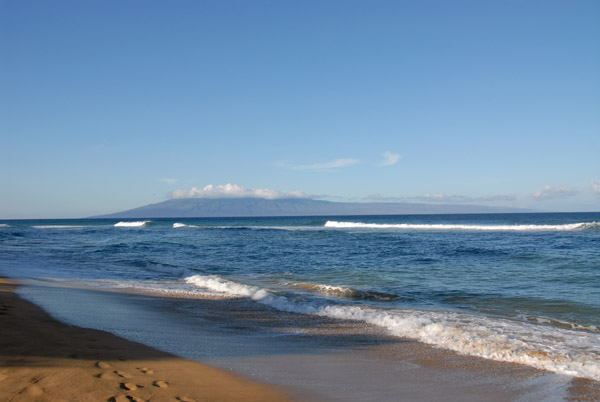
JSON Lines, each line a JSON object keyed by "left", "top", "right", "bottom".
{"left": 0, "top": 278, "right": 291, "bottom": 402}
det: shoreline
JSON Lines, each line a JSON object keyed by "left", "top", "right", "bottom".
{"left": 4, "top": 276, "right": 600, "bottom": 401}
{"left": 0, "top": 277, "right": 292, "bottom": 402}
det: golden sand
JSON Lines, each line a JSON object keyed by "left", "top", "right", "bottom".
{"left": 0, "top": 278, "right": 291, "bottom": 402}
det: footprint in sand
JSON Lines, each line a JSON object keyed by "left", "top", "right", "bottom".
{"left": 121, "top": 382, "right": 139, "bottom": 391}
{"left": 153, "top": 380, "right": 169, "bottom": 388}
{"left": 24, "top": 384, "right": 44, "bottom": 397}
{"left": 115, "top": 370, "right": 133, "bottom": 379}
{"left": 108, "top": 396, "right": 129, "bottom": 402}
{"left": 109, "top": 394, "right": 146, "bottom": 402}
{"left": 177, "top": 397, "right": 197, "bottom": 402}
{"left": 97, "top": 372, "right": 118, "bottom": 380}
{"left": 96, "top": 361, "right": 112, "bottom": 369}
{"left": 138, "top": 367, "right": 154, "bottom": 375}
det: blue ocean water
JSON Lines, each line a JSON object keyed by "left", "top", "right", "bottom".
{"left": 1, "top": 212, "right": 599, "bottom": 380}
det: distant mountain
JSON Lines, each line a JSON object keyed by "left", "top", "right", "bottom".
{"left": 91, "top": 198, "right": 533, "bottom": 218}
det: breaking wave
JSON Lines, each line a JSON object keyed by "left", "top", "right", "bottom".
{"left": 324, "top": 221, "right": 599, "bottom": 232}
{"left": 183, "top": 274, "right": 600, "bottom": 381}
{"left": 184, "top": 275, "right": 271, "bottom": 300}
{"left": 283, "top": 282, "right": 399, "bottom": 301}
{"left": 173, "top": 223, "right": 200, "bottom": 228}
{"left": 114, "top": 221, "right": 151, "bottom": 227}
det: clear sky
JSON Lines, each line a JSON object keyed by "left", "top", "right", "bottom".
{"left": 1, "top": 0, "right": 599, "bottom": 218}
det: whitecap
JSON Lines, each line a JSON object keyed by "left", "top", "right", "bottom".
{"left": 114, "top": 221, "right": 151, "bottom": 227}
{"left": 184, "top": 275, "right": 267, "bottom": 299}
{"left": 325, "top": 221, "right": 596, "bottom": 232}
{"left": 173, "top": 222, "right": 202, "bottom": 228}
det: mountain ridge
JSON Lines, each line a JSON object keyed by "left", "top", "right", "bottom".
{"left": 91, "top": 198, "right": 535, "bottom": 218}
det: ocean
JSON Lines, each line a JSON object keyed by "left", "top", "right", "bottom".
{"left": 1, "top": 212, "right": 599, "bottom": 383}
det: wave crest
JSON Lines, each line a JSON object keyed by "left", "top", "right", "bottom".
{"left": 183, "top": 274, "right": 600, "bottom": 380}
{"left": 184, "top": 275, "right": 270, "bottom": 300}
{"left": 325, "top": 221, "right": 598, "bottom": 232}
{"left": 285, "top": 282, "right": 399, "bottom": 301}
{"left": 114, "top": 221, "right": 151, "bottom": 227}
{"left": 173, "top": 222, "right": 201, "bottom": 228}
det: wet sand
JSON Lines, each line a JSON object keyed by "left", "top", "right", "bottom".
{"left": 5, "top": 278, "right": 600, "bottom": 401}
{"left": 0, "top": 278, "right": 291, "bottom": 402}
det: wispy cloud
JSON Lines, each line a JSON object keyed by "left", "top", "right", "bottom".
{"left": 158, "top": 178, "right": 178, "bottom": 184}
{"left": 283, "top": 158, "right": 359, "bottom": 172}
{"left": 363, "top": 193, "right": 516, "bottom": 204}
{"left": 532, "top": 185, "right": 578, "bottom": 200}
{"left": 170, "top": 183, "right": 309, "bottom": 200}
{"left": 592, "top": 180, "right": 600, "bottom": 193}
{"left": 379, "top": 151, "right": 402, "bottom": 167}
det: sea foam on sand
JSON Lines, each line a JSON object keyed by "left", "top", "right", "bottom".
{"left": 184, "top": 274, "right": 600, "bottom": 381}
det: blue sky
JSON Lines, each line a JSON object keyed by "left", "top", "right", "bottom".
{"left": 1, "top": 0, "right": 599, "bottom": 218}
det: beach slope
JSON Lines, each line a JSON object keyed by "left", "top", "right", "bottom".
{"left": 0, "top": 278, "right": 291, "bottom": 402}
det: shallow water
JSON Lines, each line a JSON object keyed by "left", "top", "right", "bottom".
{"left": 1, "top": 212, "right": 599, "bottom": 380}
{"left": 15, "top": 283, "right": 576, "bottom": 402}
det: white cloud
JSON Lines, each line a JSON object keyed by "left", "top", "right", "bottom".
{"left": 170, "top": 184, "right": 309, "bottom": 200}
{"left": 379, "top": 151, "right": 402, "bottom": 167}
{"left": 158, "top": 178, "right": 178, "bottom": 184}
{"left": 285, "top": 158, "right": 359, "bottom": 171}
{"left": 532, "top": 185, "right": 578, "bottom": 199}
{"left": 592, "top": 180, "right": 600, "bottom": 193}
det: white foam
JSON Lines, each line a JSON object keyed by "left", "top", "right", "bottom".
{"left": 184, "top": 274, "right": 600, "bottom": 381}
{"left": 184, "top": 275, "right": 270, "bottom": 299}
{"left": 173, "top": 222, "right": 202, "bottom": 228}
{"left": 88, "top": 278, "right": 217, "bottom": 297}
{"left": 114, "top": 221, "right": 151, "bottom": 227}
{"left": 0, "top": 224, "right": 10, "bottom": 227}
{"left": 325, "top": 221, "right": 597, "bottom": 232}
{"left": 292, "top": 282, "right": 357, "bottom": 296}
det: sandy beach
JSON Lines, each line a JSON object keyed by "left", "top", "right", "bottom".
{"left": 0, "top": 278, "right": 291, "bottom": 402}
